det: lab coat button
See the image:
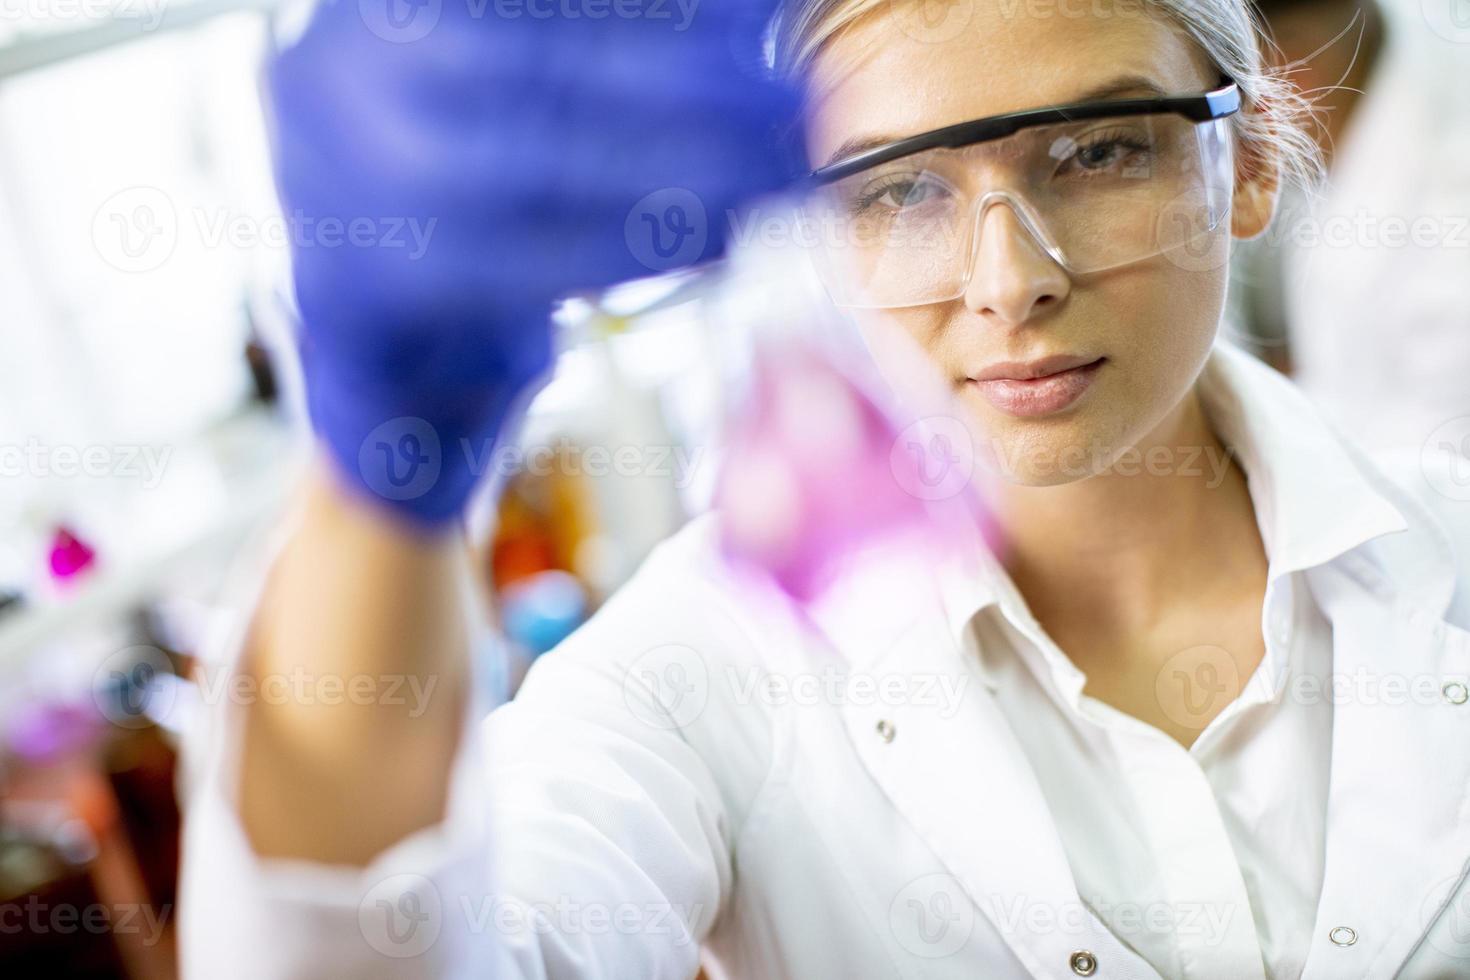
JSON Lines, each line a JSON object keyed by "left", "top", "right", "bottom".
{"left": 1443, "top": 682, "right": 1469, "bottom": 705}
{"left": 1329, "top": 926, "right": 1358, "bottom": 947}
{"left": 875, "top": 719, "right": 896, "bottom": 743}
{"left": 1069, "top": 950, "right": 1097, "bottom": 976}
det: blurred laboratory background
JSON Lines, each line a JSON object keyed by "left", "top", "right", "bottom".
{"left": 0, "top": 0, "right": 1465, "bottom": 975}
{"left": 0, "top": 3, "right": 739, "bottom": 974}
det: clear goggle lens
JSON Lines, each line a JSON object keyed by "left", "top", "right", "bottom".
{"left": 804, "top": 113, "right": 1234, "bottom": 309}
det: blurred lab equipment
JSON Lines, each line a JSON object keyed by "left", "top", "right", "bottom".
{"left": 1228, "top": 0, "right": 1470, "bottom": 453}
{"left": 0, "top": 2, "right": 814, "bottom": 976}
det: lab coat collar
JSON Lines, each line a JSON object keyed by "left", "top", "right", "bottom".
{"left": 1204, "top": 339, "right": 1459, "bottom": 618}
{"left": 1196, "top": 340, "right": 1408, "bottom": 582}
{"left": 832, "top": 568, "right": 1168, "bottom": 980}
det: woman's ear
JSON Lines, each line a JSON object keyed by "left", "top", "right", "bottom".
{"left": 1231, "top": 136, "right": 1281, "bottom": 241}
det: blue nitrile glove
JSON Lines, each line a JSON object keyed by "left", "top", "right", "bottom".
{"left": 268, "top": 0, "right": 804, "bottom": 527}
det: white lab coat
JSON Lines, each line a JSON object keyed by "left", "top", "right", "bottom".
{"left": 179, "top": 341, "right": 1470, "bottom": 980}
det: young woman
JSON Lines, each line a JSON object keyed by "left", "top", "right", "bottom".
{"left": 180, "top": 0, "right": 1470, "bottom": 977}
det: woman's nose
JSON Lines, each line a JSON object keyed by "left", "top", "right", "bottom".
{"left": 961, "top": 201, "right": 1071, "bottom": 324}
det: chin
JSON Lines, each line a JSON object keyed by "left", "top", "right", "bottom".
{"left": 970, "top": 423, "right": 1099, "bottom": 487}
{"left": 965, "top": 410, "right": 1115, "bottom": 488}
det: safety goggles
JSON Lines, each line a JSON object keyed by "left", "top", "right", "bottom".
{"left": 801, "top": 79, "right": 1241, "bottom": 309}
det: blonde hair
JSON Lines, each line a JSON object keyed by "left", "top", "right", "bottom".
{"left": 769, "top": 0, "right": 1324, "bottom": 207}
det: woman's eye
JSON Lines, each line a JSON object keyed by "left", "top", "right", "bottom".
{"left": 1079, "top": 142, "right": 1124, "bottom": 168}
{"left": 851, "top": 175, "right": 950, "bottom": 214}
{"left": 1063, "top": 136, "right": 1153, "bottom": 175}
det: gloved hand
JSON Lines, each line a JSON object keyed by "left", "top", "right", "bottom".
{"left": 268, "top": 0, "right": 804, "bottom": 527}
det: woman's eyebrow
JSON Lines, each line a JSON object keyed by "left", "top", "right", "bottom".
{"left": 1066, "top": 74, "right": 1169, "bottom": 103}
{"left": 820, "top": 133, "right": 897, "bottom": 170}
{"left": 817, "top": 74, "right": 1170, "bottom": 170}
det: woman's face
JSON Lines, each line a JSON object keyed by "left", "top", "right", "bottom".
{"left": 806, "top": 2, "right": 1269, "bottom": 485}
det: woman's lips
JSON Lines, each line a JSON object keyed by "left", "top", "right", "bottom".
{"left": 967, "top": 357, "right": 1105, "bottom": 418}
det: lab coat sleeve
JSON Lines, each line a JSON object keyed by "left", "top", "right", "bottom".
{"left": 481, "top": 610, "right": 736, "bottom": 979}
{"left": 176, "top": 504, "right": 510, "bottom": 980}
{"left": 177, "top": 513, "right": 744, "bottom": 980}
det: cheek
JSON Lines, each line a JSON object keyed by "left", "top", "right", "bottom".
{"left": 1061, "top": 248, "right": 1225, "bottom": 397}
{"left": 859, "top": 306, "right": 947, "bottom": 352}
{"left": 1118, "top": 257, "right": 1229, "bottom": 404}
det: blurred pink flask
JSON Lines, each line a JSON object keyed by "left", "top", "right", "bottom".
{"left": 716, "top": 343, "right": 995, "bottom": 605}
